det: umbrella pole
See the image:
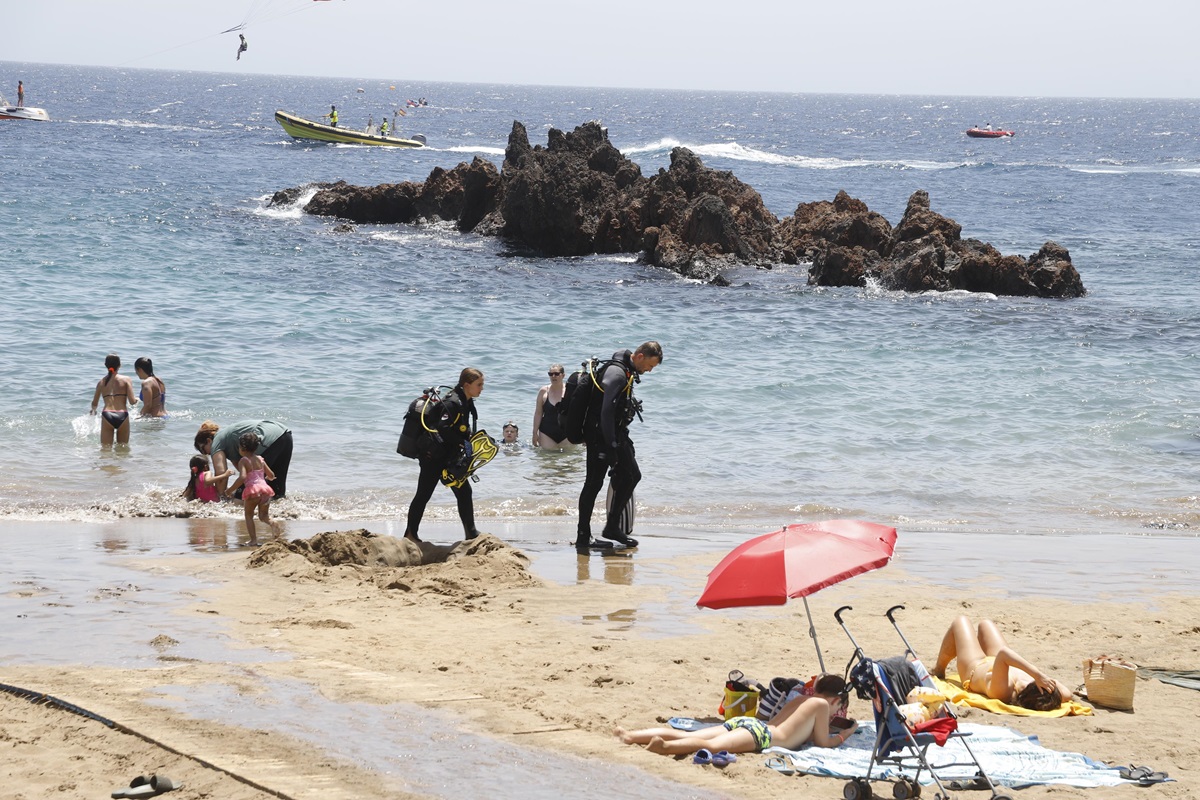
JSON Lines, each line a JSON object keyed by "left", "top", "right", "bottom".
{"left": 802, "top": 596, "right": 826, "bottom": 673}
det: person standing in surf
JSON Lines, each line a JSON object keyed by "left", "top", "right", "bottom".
{"left": 134, "top": 357, "right": 167, "bottom": 417}
{"left": 576, "top": 341, "right": 662, "bottom": 552}
{"left": 90, "top": 353, "right": 138, "bottom": 446}
{"left": 532, "top": 363, "right": 571, "bottom": 449}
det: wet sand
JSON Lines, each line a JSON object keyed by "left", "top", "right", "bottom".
{"left": 1, "top": 518, "right": 1198, "bottom": 799}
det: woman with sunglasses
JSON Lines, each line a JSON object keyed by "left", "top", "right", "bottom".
{"left": 532, "top": 363, "right": 573, "bottom": 449}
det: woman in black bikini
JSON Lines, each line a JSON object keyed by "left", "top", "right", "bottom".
{"left": 90, "top": 353, "right": 138, "bottom": 445}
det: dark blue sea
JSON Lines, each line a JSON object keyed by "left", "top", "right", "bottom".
{"left": 3, "top": 61, "right": 1200, "bottom": 538}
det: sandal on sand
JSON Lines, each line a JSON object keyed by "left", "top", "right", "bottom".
{"left": 1118, "top": 765, "right": 1169, "bottom": 785}
{"left": 693, "top": 748, "right": 713, "bottom": 765}
{"left": 112, "top": 776, "right": 151, "bottom": 798}
{"left": 113, "top": 775, "right": 182, "bottom": 798}
{"left": 764, "top": 755, "right": 797, "bottom": 776}
{"left": 712, "top": 750, "right": 737, "bottom": 767}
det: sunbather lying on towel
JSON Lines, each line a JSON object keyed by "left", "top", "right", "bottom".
{"left": 933, "top": 615, "right": 1071, "bottom": 711}
{"left": 616, "top": 675, "right": 857, "bottom": 756}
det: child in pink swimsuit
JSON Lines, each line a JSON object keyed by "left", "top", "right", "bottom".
{"left": 225, "top": 431, "right": 279, "bottom": 545}
{"left": 182, "top": 455, "right": 232, "bottom": 502}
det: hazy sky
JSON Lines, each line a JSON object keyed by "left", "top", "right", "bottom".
{"left": 7, "top": 0, "right": 1199, "bottom": 97}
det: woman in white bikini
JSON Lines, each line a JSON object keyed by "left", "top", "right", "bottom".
{"left": 932, "top": 615, "right": 1071, "bottom": 710}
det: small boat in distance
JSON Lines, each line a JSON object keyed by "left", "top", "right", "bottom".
{"left": 966, "top": 127, "right": 1014, "bottom": 138}
{"left": 0, "top": 97, "right": 49, "bottom": 121}
{"left": 274, "top": 110, "right": 426, "bottom": 148}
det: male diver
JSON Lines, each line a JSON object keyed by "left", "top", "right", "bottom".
{"left": 575, "top": 341, "right": 663, "bottom": 553}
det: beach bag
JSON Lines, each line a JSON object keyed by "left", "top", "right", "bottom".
{"left": 756, "top": 676, "right": 801, "bottom": 720}
{"left": 717, "top": 670, "right": 760, "bottom": 720}
{"left": 1083, "top": 655, "right": 1138, "bottom": 711}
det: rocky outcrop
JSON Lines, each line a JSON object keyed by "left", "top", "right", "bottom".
{"left": 277, "top": 123, "right": 1085, "bottom": 297}
{"left": 298, "top": 158, "right": 502, "bottom": 232}
{"left": 793, "top": 190, "right": 1085, "bottom": 297}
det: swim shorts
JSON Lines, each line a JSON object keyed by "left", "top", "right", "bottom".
{"left": 723, "top": 716, "right": 772, "bottom": 751}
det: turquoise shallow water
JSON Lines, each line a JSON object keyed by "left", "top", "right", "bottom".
{"left": 2, "top": 62, "right": 1200, "bottom": 538}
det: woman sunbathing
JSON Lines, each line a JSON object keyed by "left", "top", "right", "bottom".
{"left": 615, "top": 675, "right": 856, "bottom": 756}
{"left": 933, "top": 615, "right": 1071, "bottom": 710}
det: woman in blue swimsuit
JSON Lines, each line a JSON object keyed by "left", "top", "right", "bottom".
{"left": 89, "top": 353, "right": 138, "bottom": 446}
{"left": 135, "top": 357, "right": 167, "bottom": 417}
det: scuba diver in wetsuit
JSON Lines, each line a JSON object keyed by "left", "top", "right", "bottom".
{"left": 576, "top": 341, "right": 663, "bottom": 553}
{"left": 404, "top": 368, "right": 485, "bottom": 543}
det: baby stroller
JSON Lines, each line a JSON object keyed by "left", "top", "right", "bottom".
{"left": 835, "top": 605, "right": 1012, "bottom": 800}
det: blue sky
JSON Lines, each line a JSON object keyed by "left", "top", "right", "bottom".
{"left": 7, "top": 0, "right": 1199, "bottom": 97}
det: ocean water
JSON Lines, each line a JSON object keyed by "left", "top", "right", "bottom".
{"left": 3, "top": 61, "right": 1200, "bottom": 537}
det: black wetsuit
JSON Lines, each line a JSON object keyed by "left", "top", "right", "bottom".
{"left": 577, "top": 350, "right": 640, "bottom": 545}
{"left": 538, "top": 394, "right": 566, "bottom": 444}
{"left": 406, "top": 386, "right": 477, "bottom": 540}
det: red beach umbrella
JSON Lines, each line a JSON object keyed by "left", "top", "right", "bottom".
{"left": 697, "top": 520, "right": 898, "bottom": 671}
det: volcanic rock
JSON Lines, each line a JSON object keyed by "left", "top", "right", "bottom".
{"left": 276, "top": 122, "right": 1086, "bottom": 297}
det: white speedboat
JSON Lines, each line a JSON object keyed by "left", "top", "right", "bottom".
{"left": 0, "top": 103, "right": 49, "bottom": 121}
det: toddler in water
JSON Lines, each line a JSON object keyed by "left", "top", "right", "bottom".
{"left": 181, "top": 455, "right": 232, "bottom": 502}
{"left": 224, "top": 432, "right": 279, "bottom": 545}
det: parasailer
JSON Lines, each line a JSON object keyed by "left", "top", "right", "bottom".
{"left": 222, "top": 0, "right": 335, "bottom": 58}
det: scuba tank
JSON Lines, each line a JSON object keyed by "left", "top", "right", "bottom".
{"left": 396, "top": 387, "right": 446, "bottom": 459}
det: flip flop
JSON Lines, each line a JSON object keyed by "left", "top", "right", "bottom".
{"left": 693, "top": 748, "right": 713, "bottom": 765}
{"left": 125, "top": 776, "right": 181, "bottom": 798}
{"left": 712, "top": 750, "right": 737, "bottom": 767}
{"left": 1118, "top": 765, "right": 1169, "bottom": 784}
{"left": 112, "top": 776, "right": 151, "bottom": 799}
{"left": 764, "top": 754, "right": 797, "bottom": 776}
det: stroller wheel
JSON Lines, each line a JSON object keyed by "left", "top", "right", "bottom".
{"left": 843, "top": 778, "right": 874, "bottom": 800}
{"left": 892, "top": 778, "right": 921, "bottom": 799}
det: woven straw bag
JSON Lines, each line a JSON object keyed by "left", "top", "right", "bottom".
{"left": 1082, "top": 655, "right": 1137, "bottom": 711}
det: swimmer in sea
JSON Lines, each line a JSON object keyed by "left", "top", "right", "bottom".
{"left": 90, "top": 353, "right": 138, "bottom": 446}
{"left": 134, "top": 356, "right": 167, "bottom": 417}
{"left": 532, "top": 363, "right": 571, "bottom": 450}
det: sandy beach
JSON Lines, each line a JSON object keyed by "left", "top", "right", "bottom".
{"left": 1, "top": 518, "right": 1198, "bottom": 800}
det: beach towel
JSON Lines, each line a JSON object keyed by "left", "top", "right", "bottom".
{"left": 1138, "top": 667, "right": 1200, "bottom": 692}
{"left": 933, "top": 672, "right": 1093, "bottom": 717}
{"left": 667, "top": 717, "right": 723, "bottom": 731}
{"left": 765, "top": 720, "right": 1131, "bottom": 788}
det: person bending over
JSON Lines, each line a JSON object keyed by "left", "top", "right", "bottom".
{"left": 616, "top": 675, "right": 856, "bottom": 756}
{"left": 933, "top": 615, "right": 1070, "bottom": 710}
